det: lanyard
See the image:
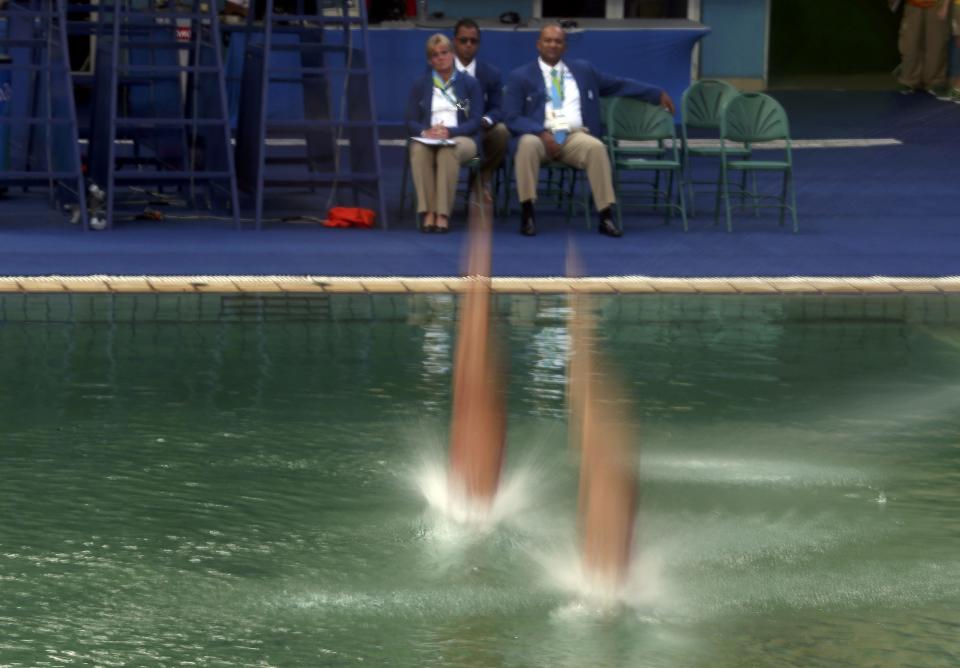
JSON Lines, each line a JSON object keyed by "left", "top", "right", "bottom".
{"left": 549, "top": 66, "right": 565, "bottom": 106}
{"left": 432, "top": 71, "right": 459, "bottom": 109}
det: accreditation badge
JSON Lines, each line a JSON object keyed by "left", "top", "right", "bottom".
{"left": 546, "top": 108, "right": 571, "bottom": 132}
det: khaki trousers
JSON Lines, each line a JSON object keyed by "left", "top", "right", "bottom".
{"left": 409, "top": 136, "right": 477, "bottom": 216}
{"left": 480, "top": 122, "right": 510, "bottom": 181}
{"left": 898, "top": 4, "right": 950, "bottom": 89}
{"left": 514, "top": 130, "right": 616, "bottom": 211}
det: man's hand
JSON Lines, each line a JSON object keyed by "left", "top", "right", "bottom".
{"left": 540, "top": 131, "right": 562, "bottom": 160}
{"left": 659, "top": 91, "right": 676, "bottom": 115}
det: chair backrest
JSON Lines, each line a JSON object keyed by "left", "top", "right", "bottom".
{"left": 720, "top": 92, "right": 791, "bottom": 144}
{"left": 605, "top": 96, "right": 676, "bottom": 143}
{"left": 681, "top": 79, "right": 739, "bottom": 131}
{"left": 599, "top": 96, "right": 614, "bottom": 137}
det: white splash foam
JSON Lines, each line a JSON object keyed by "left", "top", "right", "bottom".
{"left": 413, "top": 456, "right": 535, "bottom": 531}
{"left": 537, "top": 541, "right": 668, "bottom": 614}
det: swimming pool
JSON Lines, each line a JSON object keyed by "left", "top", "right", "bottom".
{"left": 2, "top": 292, "right": 958, "bottom": 666}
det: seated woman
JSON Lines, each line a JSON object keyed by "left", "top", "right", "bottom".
{"left": 405, "top": 34, "right": 483, "bottom": 232}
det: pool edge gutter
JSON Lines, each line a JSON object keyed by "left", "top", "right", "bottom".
{"left": 1, "top": 276, "right": 959, "bottom": 295}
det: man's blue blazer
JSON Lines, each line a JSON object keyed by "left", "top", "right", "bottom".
{"left": 473, "top": 60, "right": 503, "bottom": 124}
{"left": 405, "top": 72, "right": 484, "bottom": 151}
{"left": 503, "top": 59, "right": 662, "bottom": 139}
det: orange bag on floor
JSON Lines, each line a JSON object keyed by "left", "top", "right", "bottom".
{"left": 323, "top": 207, "right": 376, "bottom": 228}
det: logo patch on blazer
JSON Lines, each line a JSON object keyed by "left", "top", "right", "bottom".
{"left": 588, "top": 90, "right": 594, "bottom": 100}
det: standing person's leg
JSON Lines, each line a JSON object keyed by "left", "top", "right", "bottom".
{"left": 559, "top": 131, "right": 615, "bottom": 212}
{"left": 899, "top": 5, "right": 925, "bottom": 90}
{"left": 923, "top": 5, "right": 951, "bottom": 90}
{"left": 434, "top": 136, "right": 478, "bottom": 230}
{"left": 410, "top": 142, "right": 438, "bottom": 229}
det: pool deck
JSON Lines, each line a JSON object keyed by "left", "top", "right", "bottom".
{"left": 1, "top": 275, "right": 959, "bottom": 294}
{"left": 1, "top": 92, "right": 958, "bottom": 292}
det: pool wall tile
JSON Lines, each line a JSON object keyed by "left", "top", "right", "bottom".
{"left": 3, "top": 291, "right": 960, "bottom": 325}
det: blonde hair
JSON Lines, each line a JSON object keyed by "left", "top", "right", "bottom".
{"left": 425, "top": 33, "right": 451, "bottom": 60}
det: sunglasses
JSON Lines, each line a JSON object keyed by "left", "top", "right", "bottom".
{"left": 457, "top": 37, "right": 479, "bottom": 44}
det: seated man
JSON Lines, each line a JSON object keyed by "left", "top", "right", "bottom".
{"left": 452, "top": 18, "right": 510, "bottom": 189}
{"left": 503, "top": 23, "right": 675, "bottom": 237}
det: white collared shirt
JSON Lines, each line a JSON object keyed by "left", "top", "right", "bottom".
{"left": 455, "top": 57, "right": 476, "bottom": 78}
{"left": 538, "top": 57, "right": 582, "bottom": 131}
{"left": 430, "top": 76, "right": 459, "bottom": 129}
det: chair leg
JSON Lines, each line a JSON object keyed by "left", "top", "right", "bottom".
{"left": 714, "top": 162, "right": 724, "bottom": 227}
{"left": 502, "top": 159, "right": 513, "bottom": 217}
{"left": 684, "top": 152, "right": 697, "bottom": 218}
{"left": 653, "top": 169, "right": 661, "bottom": 211}
{"left": 779, "top": 170, "right": 788, "bottom": 227}
{"left": 721, "top": 162, "right": 733, "bottom": 233}
{"left": 664, "top": 170, "right": 674, "bottom": 226}
{"left": 788, "top": 168, "right": 799, "bottom": 233}
{"left": 551, "top": 168, "right": 563, "bottom": 209}
{"left": 738, "top": 167, "right": 748, "bottom": 211}
{"left": 677, "top": 167, "right": 689, "bottom": 232}
{"left": 399, "top": 149, "right": 410, "bottom": 222}
{"left": 565, "top": 169, "right": 577, "bottom": 225}
{"left": 490, "top": 158, "right": 506, "bottom": 216}
{"left": 611, "top": 164, "right": 620, "bottom": 231}
{"left": 616, "top": 187, "right": 624, "bottom": 233}
{"left": 583, "top": 180, "right": 591, "bottom": 229}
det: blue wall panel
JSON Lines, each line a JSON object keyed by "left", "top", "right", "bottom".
{"left": 425, "top": 1, "right": 532, "bottom": 19}
{"left": 225, "top": 26, "right": 708, "bottom": 127}
{"left": 700, "top": 0, "right": 767, "bottom": 79}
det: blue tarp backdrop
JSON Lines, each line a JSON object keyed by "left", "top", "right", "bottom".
{"left": 224, "top": 25, "right": 709, "bottom": 127}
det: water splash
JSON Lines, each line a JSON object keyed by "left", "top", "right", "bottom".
{"left": 413, "top": 453, "right": 535, "bottom": 532}
{"left": 538, "top": 541, "right": 668, "bottom": 613}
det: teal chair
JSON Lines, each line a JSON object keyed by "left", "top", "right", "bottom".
{"left": 717, "top": 92, "right": 798, "bottom": 233}
{"left": 502, "top": 156, "right": 591, "bottom": 228}
{"left": 603, "top": 96, "right": 687, "bottom": 232}
{"left": 680, "top": 79, "right": 752, "bottom": 217}
{"left": 601, "top": 95, "right": 668, "bottom": 211}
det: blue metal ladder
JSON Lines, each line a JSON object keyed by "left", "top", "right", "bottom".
{"left": 234, "top": 0, "right": 387, "bottom": 229}
{"left": 0, "top": 0, "right": 88, "bottom": 227}
{"left": 86, "top": 0, "right": 239, "bottom": 230}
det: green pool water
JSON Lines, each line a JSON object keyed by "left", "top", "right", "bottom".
{"left": 1, "top": 292, "right": 959, "bottom": 667}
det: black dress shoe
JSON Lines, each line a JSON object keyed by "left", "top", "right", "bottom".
{"left": 420, "top": 224, "right": 436, "bottom": 233}
{"left": 597, "top": 217, "right": 622, "bottom": 238}
{"left": 520, "top": 201, "right": 536, "bottom": 236}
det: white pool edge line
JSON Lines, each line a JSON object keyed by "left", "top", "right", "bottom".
{"left": 1, "top": 276, "right": 959, "bottom": 294}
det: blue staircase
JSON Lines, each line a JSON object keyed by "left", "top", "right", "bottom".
{"left": 0, "top": 0, "right": 88, "bottom": 227}
{"left": 86, "top": 0, "right": 239, "bottom": 230}
{"left": 234, "top": 0, "right": 387, "bottom": 228}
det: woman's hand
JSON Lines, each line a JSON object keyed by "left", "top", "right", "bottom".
{"left": 424, "top": 123, "right": 450, "bottom": 139}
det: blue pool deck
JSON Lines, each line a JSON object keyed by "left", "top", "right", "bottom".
{"left": 0, "top": 91, "right": 958, "bottom": 288}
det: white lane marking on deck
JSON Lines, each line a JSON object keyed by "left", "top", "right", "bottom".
{"left": 79, "top": 137, "right": 902, "bottom": 149}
